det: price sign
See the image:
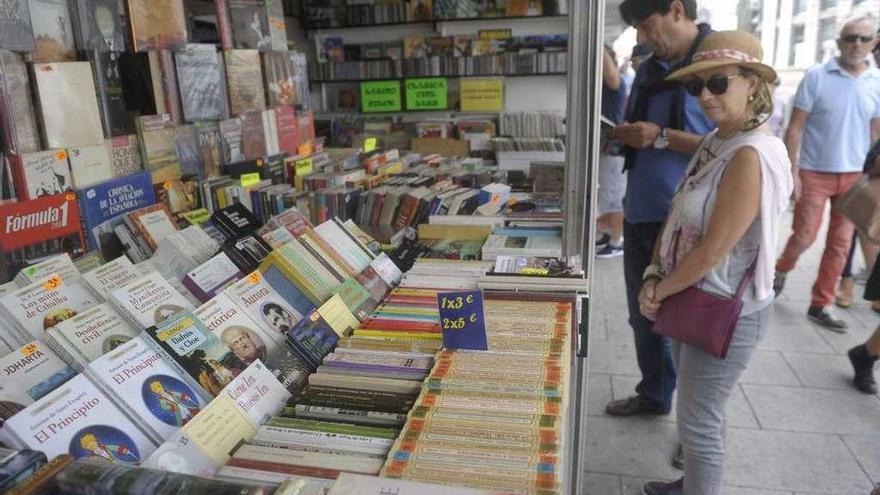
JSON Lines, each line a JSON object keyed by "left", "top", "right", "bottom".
{"left": 363, "top": 137, "right": 377, "bottom": 152}
{"left": 294, "top": 158, "right": 313, "bottom": 176}
{"left": 240, "top": 173, "right": 261, "bottom": 187}
{"left": 437, "top": 290, "right": 487, "bottom": 350}
{"left": 460, "top": 78, "right": 504, "bottom": 112}
{"left": 298, "top": 142, "right": 313, "bottom": 157}
{"left": 361, "top": 80, "right": 402, "bottom": 113}
{"left": 248, "top": 271, "right": 261, "bottom": 284}
{"left": 405, "top": 78, "right": 447, "bottom": 110}
{"left": 43, "top": 275, "right": 62, "bottom": 291}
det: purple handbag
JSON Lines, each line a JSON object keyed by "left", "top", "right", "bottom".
{"left": 652, "top": 233, "right": 758, "bottom": 359}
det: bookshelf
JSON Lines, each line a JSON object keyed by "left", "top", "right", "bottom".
{"left": 302, "top": 13, "right": 568, "bottom": 32}
{"left": 311, "top": 72, "right": 567, "bottom": 83}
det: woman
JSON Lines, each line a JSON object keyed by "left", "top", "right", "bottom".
{"left": 637, "top": 31, "right": 793, "bottom": 495}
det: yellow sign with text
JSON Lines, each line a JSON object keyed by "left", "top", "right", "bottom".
{"left": 460, "top": 79, "right": 504, "bottom": 112}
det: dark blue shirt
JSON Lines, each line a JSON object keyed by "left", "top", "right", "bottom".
{"left": 602, "top": 75, "right": 627, "bottom": 125}
{"left": 624, "top": 59, "right": 715, "bottom": 224}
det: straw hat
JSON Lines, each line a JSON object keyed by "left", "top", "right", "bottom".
{"left": 666, "top": 30, "right": 777, "bottom": 83}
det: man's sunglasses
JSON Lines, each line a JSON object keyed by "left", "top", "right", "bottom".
{"left": 841, "top": 34, "right": 874, "bottom": 44}
{"left": 683, "top": 75, "right": 741, "bottom": 97}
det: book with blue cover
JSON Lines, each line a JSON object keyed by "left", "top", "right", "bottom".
{"left": 77, "top": 171, "right": 156, "bottom": 252}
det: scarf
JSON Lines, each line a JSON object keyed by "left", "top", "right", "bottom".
{"left": 623, "top": 23, "right": 713, "bottom": 172}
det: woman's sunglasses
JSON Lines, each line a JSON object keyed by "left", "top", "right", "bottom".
{"left": 683, "top": 74, "right": 742, "bottom": 97}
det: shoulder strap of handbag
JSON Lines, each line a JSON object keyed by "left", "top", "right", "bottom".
{"left": 733, "top": 253, "right": 760, "bottom": 301}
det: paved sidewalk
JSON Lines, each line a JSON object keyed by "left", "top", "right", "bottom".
{"left": 585, "top": 210, "right": 880, "bottom": 494}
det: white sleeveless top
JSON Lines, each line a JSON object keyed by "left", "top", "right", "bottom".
{"left": 658, "top": 129, "right": 793, "bottom": 311}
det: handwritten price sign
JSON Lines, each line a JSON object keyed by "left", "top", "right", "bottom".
{"left": 437, "top": 290, "right": 487, "bottom": 350}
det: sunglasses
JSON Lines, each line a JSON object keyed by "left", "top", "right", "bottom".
{"left": 683, "top": 74, "right": 742, "bottom": 97}
{"left": 841, "top": 34, "right": 874, "bottom": 44}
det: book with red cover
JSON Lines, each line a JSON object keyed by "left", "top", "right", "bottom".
{"left": 0, "top": 193, "right": 85, "bottom": 283}
{"left": 240, "top": 111, "right": 267, "bottom": 160}
{"left": 295, "top": 110, "right": 315, "bottom": 146}
{"left": 274, "top": 105, "right": 299, "bottom": 156}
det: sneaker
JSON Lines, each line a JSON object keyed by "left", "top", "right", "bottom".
{"left": 773, "top": 270, "right": 787, "bottom": 298}
{"left": 671, "top": 443, "right": 684, "bottom": 470}
{"left": 643, "top": 478, "right": 683, "bottom": 495}
{"left": 836, "top": 277, "right": 855, "bottom": 309}
{"left": 807, "top": 305, "right": 848, "bottom": 332}
{"left": 848, "top": 344, "right": 878, "bottom": 394}
{"left": 596, "top": 243, "right": 623, "bottom": 259}
{"left": 605, "top": 396, "right": 670, "bottom": 417}
{"left": 595, "top": 233, "right": 611, "bottom": 250}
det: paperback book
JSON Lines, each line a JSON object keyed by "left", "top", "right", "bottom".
{"left": 126, "top": 0, "right": 187, "bottom": 51}
{"left": 12, "top": 253, "right": 79, "bottom": 286}
{"left": 67, "top": 144, "right": 114, "bottom": 189}
{"left": 32, "top": 62, "right": 104, "bottom": 149}
{"left": 225, "top": 50, "right": 267, "bottom": 116}
{"left": 8, "top": 150, "right": 73, "bottom": 201}
{"left": 70, "top": 0, "right": 125, "bottom": 51}
{"left": 0, "top": 273, "right": 100, "bottom": 344}
{"left": 46, "top": 302, "right": 138, "bottom": 371}
{"left": 28, "top": 0, "right": 76, "bottom": 62}
{"left": 79, "top": 171, "right": 156, "bottom": 254}
{"left": 262, "top": 51, "right": 299, "bottom": 107}
{"left": 0, "top": 50, "right": 40, "bottom": 154}
{"left": 0, "top": 194, "right": 86, "bottom": 284}
{"left": 110, "top": 271, "right": 195, "bottom": 329}
{"left": 136, "top": 114, "right": 183, "bottom": 184}
{"left": 80, "top": 256, "right": 145, "bottom": 299}
{"left": 181, "top": 253, "right": 243, "bottom": 303}
{"left": 124, "top": 203, "right": 178, "bottom": 252}
{"left": 0, "top": 340, "right": 76, "bottom": 422}
{"left": 196, "top": 122, "right": 225, "bottom": 179}
{"left": 87, "top": 335, "right": 206, "bottom": 442}
{"left": 228, "top": 0, "right": 272, "bottom": 51}
{"left": 107, "top": 135, "right": 144, "bottom": 178}
{"left": 175, "top": 44, "right": 229, "bottom": 122}
{"left": 194, "top": 293, "right": 311, "bottom": 394}
{"left": 142, "top": 310, "right": 245, "bottom": 399}
{"left": 0, "top": 0, "right": 34, "bottom": 52}
{"left": 1, "top": 374, "right": 157, "bottom": 462}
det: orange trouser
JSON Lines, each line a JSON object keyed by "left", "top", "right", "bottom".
{"left": 776, "top": 170, "right": 862, "bottom": 307}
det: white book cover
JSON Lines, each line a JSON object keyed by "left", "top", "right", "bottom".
{"left": 314, "top": 221, "right": 371, "bottom": 272}
{"left": 13, "top": 253, "right": 80, "bottom": 287}
{"left": 0, "top": 274, "right": 101, "bottom": 342}
{"left": 369, "top": 253, "right": 402, "bottom": 287}
{"left": 110, "top": 272, "right": 195, "bottom": 329}
{"left": 0, "top": 341, "right": 76, "bottom": 419}
{"left": 194, "top": 294, "right": 310, "bottom": 394}
{"left": 33, "top": 62, "right": 104, "bottom": 148}
{"left": 222, "top": 359, "right": 291, "bottom": 426}
{"left": 67, "top": 143, "right": 114, "bottom": 188}
{"left": 181, "top": 253, "right": 242, "bottom": 303}
{"left": 87, "top": 335, "right": 205, "bottom": 442}
{"left": 2, "top": 374, "right": 157, "bottom": 462}
{"left": 82, "top": 256, "right": 144, "bottom": 300}
{"left": 136, "top": 210, "right": 178, "bottom": 251}
{"left": 223, "top": 270, "right": 305, "bottom": 342}
{"left": 18, "top": 150, "right": 73, "bottom": 199}
{"left": 47, "top": 303, "right": 138, "bottom": 369}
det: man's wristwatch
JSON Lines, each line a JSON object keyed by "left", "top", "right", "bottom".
{"left": 653, "top": 127, "right": 669, "bottom": 150}
{"left": 642, "top": 264, "right": 666, "bottom": 281}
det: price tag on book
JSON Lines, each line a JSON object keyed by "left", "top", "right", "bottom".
{"left": 363, "top": 136, "right": 377, "bottom": 153}
{"left": 294, "top": 158, "right": 313, "bottom": 176}
{"left": 43, "top": 275, "right": 62, "bottom": 291}
{"left": 298, "top": 142, "right": 313, "bottom": 157}
{"left": 240, "top": 173, "right": 261, "bottom": 187}
{"left": 437, "top": 290, "right": 487, "bottom": 351}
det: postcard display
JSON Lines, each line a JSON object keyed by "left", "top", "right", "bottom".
{"left": 0, "top": 1, "right": 601, "bottom": 495}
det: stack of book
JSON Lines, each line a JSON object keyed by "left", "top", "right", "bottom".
{"left": 380, "top": 292, "right": 574, "bottom": 493}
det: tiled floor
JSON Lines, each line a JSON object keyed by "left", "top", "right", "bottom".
{"left": 585, "top": 210, "right": 880, "bottom": 494}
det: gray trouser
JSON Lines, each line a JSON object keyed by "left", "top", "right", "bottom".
{"left": 671, "top": 304, "right": 771, "bottom": 495}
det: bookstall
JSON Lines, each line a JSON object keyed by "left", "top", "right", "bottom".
{"left": 0, "top": 0, "right": 603, "bottom": 493}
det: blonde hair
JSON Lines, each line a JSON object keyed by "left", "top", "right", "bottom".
{"left": 741, "top": 68, "right": 773, "bottom": 131}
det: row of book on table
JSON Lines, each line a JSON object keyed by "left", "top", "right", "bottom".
{"left": 0, "top": 193, "right": 578, "bottom": 494}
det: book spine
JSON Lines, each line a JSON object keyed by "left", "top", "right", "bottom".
{"left": 215, "top": 0, "right": 234, "bottom": 50}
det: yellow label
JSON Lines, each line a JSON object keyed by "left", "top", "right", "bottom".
{"left": 241, "top": 173, "right": 261, "bottom": 187}
{"left": 294, "top": 158, "right": 313, "bottom": 176}
{"left": 298, "top": 142, "right": 313, "bottom": 156}
{"left": 363, "top": 137, "right": 377, "bottom": 152}
{"left": 43, "top": 275, "right": 62, "bottom": 291}
{"left": 21, "top": 342, "right": 39, "bottom": 357}
{"left": 64, "top": 192, "right": 77, "bottom": 201}
{"left": 248, "top": 272, "right": 261, "bottom": 284}
{"left": 55, "top": 150, "right": 67, "bottom": 161}
{"left": 521, "top": 267, "right": 549, "bottom": 275}
{"left": 163, "top": 180, "right": 173, "bottom": 191}
{"left": 460, "top": 79, "right": 504, "bottom": 112}
{"left": 478, "top": 29, "right": 512, "bottom": 40}
{"left": 256, "top": 159, "right": 264, "bottom": 167}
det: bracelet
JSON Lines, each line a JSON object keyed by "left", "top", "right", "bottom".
{"left": 642, "top": 264, "right": 665, "bottom": 281}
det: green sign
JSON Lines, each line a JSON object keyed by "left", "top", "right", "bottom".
{"left": 361, "top": 81, "right": 402, "bottom": 113}
{"left": 405, "top": 78, "right": 447, "bottom": 110}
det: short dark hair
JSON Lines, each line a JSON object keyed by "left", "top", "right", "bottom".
{"left": 619, "top": 0, "right": 697, "bottom": 26}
